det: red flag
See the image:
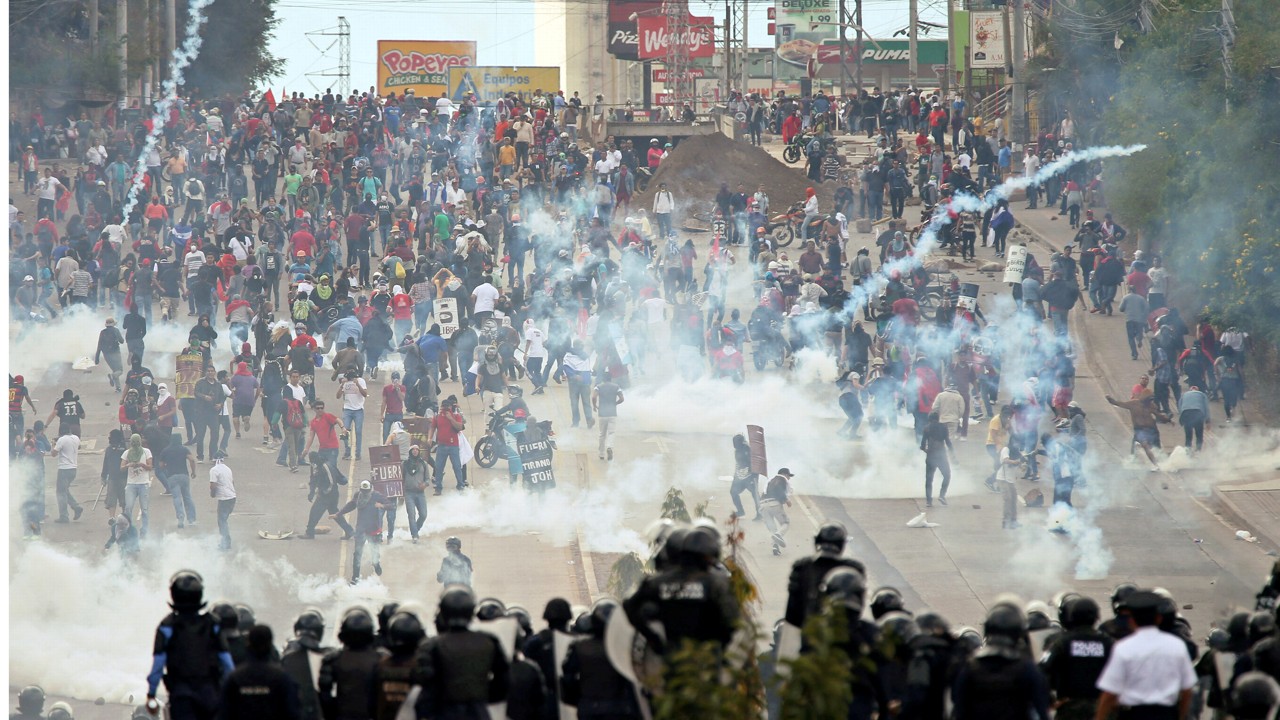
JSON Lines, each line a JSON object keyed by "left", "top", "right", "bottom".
{"left": 263, "top": 89, "right": 277, "bottom": 112}
{"left": 216, "top": 277, "right": 228, "bottom": 303}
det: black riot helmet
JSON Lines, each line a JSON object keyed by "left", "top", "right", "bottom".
{"left": 378, "top": 602, "right": 401, "bottom": 634}
{"left": 169, "top": 570, "right": 206, "bottom": 611}
{"left": 210, "top": 602, "right": 239, "bottom": 631}
{"left": 1110, "top": 583, "right": 1138, "bottom": 613}
{"left": 1053, "top": 591, "right": 1083, "bottom": 625}
{"left": 476, "top": 598, "right": 508, "bottom": 622}
{"left": 338, "top": 607, "right": 377, "bottom": 649}
{"left": 682, "top": 526, "right": 721, "bottom": 567}
{"left": 955, "top": 626, "right": 983, "bottom": 654}
{"left": 385, "top": 611, "right": 426, "bottom": 655}
{"left": 235, "top": 603, "right": 256, "bottom": 629}
{"left": 1064, "top": 597, "right": 1101, "bottom": 629}
{"left": 1248, "top": 611, "right": 1278, "bottom": 645}
{"left": 814, "top": 522, "right": 848, "bottom": 553}
{"left": 1026, "top": 601, "right": 1053, "bottom": 631}
{"left": 589, "top": 598, "right": 620, "bottom": 637}
{"left": 878, "top": 611, "right": 920, "bottom": 647}
{"left": 47, "top": 701, "right": 74, "bottom": 720}
{"left": 1206, "top": 628, "right": 1230, "bottom": 652}
{"left": 655, "top": 526, "right": 690, "bottom": 571}
{"left": 915, "top": 611, "right": 951, "bottom": 637}
{"left": 438, "top": 586, "right": 477, "bottom": 631}
{"left": 870, "top": 586, "right": 906, "bottom": 620}
{"left": 983, "top": 603, "right": 1028, "bottom": 646}
{"left": 1232, "top": 672, "right": 1280, "bottom": 720}
{"left": 507, "top": 606, "right": 534, "bottom": 644}
{"left": 1228, "top": 611, "right": 1253, "bottom": 652}
{"left": 294, "top": 609, "right": 325, "bottom": 640}
{"left": 571, "top": 612, "right": 593, "bottom": 635}
{"left": 820, "top": 567, "right": 868, "bottom": 616}
{"left": 17, "top": 686, "right": 45, "bottom": 713}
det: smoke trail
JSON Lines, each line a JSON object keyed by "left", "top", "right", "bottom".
{"left": 120, "top": 0, "right": 217, "bottom": 220}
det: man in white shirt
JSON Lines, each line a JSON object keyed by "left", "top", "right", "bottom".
{"left": 1024, "top": 150, "right": 1042, "bottom": 209}
{"left": 1094, "top": 591, "right": 1197, "bottom": 720}
{"left": 53, "top": 432, "right": 84, "bottom": 523}
{"left": 521, "top": 320, "right": 549, "bottom": 394}
{"left": 122, "top": 435, "right": 154, "bottom": 537}
{"left": 209, "top": 452, "right": 236, "bottom": 550}
{"left": 35, "top": 169, "right": 66, "bottom": 220}
{"left": 652, "top": 182, "right": 675, "bottom": 239}
{"left": 337, "top": 369, "right": 368, "bottom": 461}
{"left": 471, "top": 281, "right": 500, "bottom": 325}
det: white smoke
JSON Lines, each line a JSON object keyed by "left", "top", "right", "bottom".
{"left": 120, "top": 0, "right": 216, "bottom": 219}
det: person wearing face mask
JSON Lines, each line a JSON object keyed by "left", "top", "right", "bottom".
{"left": 475, "top": 345, "right": 506, "bottom": 405}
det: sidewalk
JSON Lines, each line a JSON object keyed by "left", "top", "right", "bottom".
{"left": 1012, "top": 203, "right": 1280, "bottom": 549}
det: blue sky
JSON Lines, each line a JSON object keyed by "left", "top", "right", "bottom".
{"left": 267, "top": 0, "right": 948, "bottom": 95}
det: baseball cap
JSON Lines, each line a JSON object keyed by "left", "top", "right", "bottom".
{"left": 777, "top": 468, "right": 795, "bottom": 477}
{"left": 359, "top": 480, "right": 372, "bottom": 491}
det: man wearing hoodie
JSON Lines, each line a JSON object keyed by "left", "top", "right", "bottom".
{"left": 337, "top": 480, "right": 393, "bottom": 584}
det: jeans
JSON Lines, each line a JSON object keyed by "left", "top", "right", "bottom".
{"left": 216, "top": 497, "right": 235, "bottom": 549}
{"left": 1002, "top": 481, "right": 1018, "bottom": 526}
{"left": 56, "top": 468, "right": 83, "bottom": 520}
{"left": 526, "top": 357, "right": 545, "bottom": 389}
{"left": 342, "top": 408, "right": 364, "bottom": 458}
{"left": 433, "top": 445, "right": 464, "bottom": 490}
{"left": 382, "top": 413, "right": 403, "bottom": 444}
{"left": 1181, "top": 411, "right": 1205, "bottom": 451}
{"left": 168, "top": 473, "right": 196, "bottom": 524}
{"left": 218, "top": 415, "right": 231, "bottom": 451}
{"left": 318, "top": 447, "right": 347, "bottom": 484}
{"left": 276, "top": 428, "right": 304, "bottom": 467}
{"left": 924, "top": 452, "right": 951, "bottom": 504}
{"left": 730, "top": 472, "right": 759, "bottom": 517}
{"left": 404, "top": 490, "right": 427, "bottom": 538}
{"left": 568, "top": 377, "right": 593, "bottom": 427}
{"left": 889, "top": 188, "right": 906, "bottom": 219}
{"left": 655, "top": 213, "right": 672, "bottom": 239}
{"left": 352, "top": 532, "right": 382, "bottom": 580}
{"left": 1125, "top": 321, "right": 1145, "bottom": 358}
{"left": 1050, "top": 308, "right": 1069, "bottom": 336}
{"left": 125, "top": 483, "right": 150, "bottom": 536}
{"left": 194, "top": 413, "right": 219, "bottom": 460}
{"left": 597, "top": 416, "right": 617, "bottom": 458}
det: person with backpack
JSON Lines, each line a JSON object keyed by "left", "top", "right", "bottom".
{"left": 276, "top": 370, "right": 309, "bottom": 471}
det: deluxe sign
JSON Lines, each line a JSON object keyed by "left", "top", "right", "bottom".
{"left": 448, "top": 66, "right": 561, "bottom": 102}
{"left": 377, "top": 40, "right": 476, "bottom": 98}
{"left": 636, "top": 16, "right": 716, "bottom": 60}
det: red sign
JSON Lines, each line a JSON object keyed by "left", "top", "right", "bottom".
{"left": 815, "top": 43, "right": 861, "bottom": 64}
{"left": 607, "top": 0, "right": 662, "bottom": 60}
{"left": 368, "top": 445, "right": 404, "bottom": 498}
{"left": 636, "top": 16, "right": 716, "bottom": 60}
{"left": 652, "top": 67, "right": 706, "bottom": 82}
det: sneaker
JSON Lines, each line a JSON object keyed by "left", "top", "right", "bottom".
{"left": 177, "top": 523, "right": 184, "bottom": 529}
{"left": 772, "top": 546, "right": 782, "bottom": 556}
{"left": 985, "top": 479, "right": 1000, "bottom": 493}
{"left": 607, "top": 448, "right": 613, "bottom": 461}
{"left": 598, "top": 454, "right": 605, "bottom": 460}
{"left": 433, "top": 490, "right": 442, "bottom": 496}
{"left": 938, "top": 496, "right": 948, "bottom": 506}
{"left": 262, "top": 436, "right": 270, "bottom": 445}
{"left": 235, "top": 433, "right": 241, "bottom": 439}
{"left": 299, "top": 532, "right": 315, "bottom": 539}
{"left": 73, "top": 506, "right": 83, "bottom": 521}
{"left": 772, "top": 532, "right": 787, "bottom": 548}
{"left": 531, "top": 387, "right": 545, "bottom": 395}
{"left": 340, "top": 532, "right": 354, "bottom": 540}
{"left": 925, "top": 501, "right": 933, "bottom": 508}
{"left": 54, "top": 518, "right": 69, "bottom": 523}
{"left": 373, "top": 563, "right": 383, "bottom": 576}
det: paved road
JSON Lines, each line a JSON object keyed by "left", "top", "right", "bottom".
{"left": 9, "top": 141, "right": 1278, "bottom": 713}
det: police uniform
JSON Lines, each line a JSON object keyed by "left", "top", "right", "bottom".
{"left": 147, "top": 612, "right": 235, "bottom": 719}
{"left": 412, "top": 630, "right": 510, "bottom": 717}
{"left": 1040, "top": 627, "right": 1114, "bottom": 720}
{"left": 281, "top": 636, "right": 331, "bottom": 720}
{"left": 373, "top": 654, "right": 417, "bottom": 720}
{"left": 621, "top": 565, "right": 739, "bottom": 653}
{"left": 784, "top": 552, "right": 867, "bottom": 629}
{"left": 319, "top": 645, "right": 387, "bottom": 720}
{"left": 561, "top": 633, "right": 641, "bottom": 719}
{"left": 220, "top": 655, "right": 303, "bottom": 720}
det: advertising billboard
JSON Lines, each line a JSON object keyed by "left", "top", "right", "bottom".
{"left": 607, "top": 0, "right": 663, "bottom": 61}
{"left": 635, "top": 15, "right": 716, "bottom": 60}
{"left": 447, "top": 66, "right": 561, "bottom": 102}
{"left": 774, "top": 0, "right": 836, "bottom": 80}
{"left": 377, "top": 40, "right": 476, "bottom": 98}
{"left": 969, "top": 11, "right": 1005, "bottom": 68}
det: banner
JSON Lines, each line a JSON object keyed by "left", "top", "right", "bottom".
{"left": 652, "top": 67, "right": 706, "bottom": 83}
{"left": 969, "top": 11, "right": 1005, "bottom": 68}
{"left": 816, "top": 39, "right": 948, "bottom": 66}
{"left": 607, "top": 0, "right": 663, "bottom": 61}
{"left": 377, "top": 40, "right": 476, "bottom": 98}
{"left": 368, "top": 444, "right": 404, "bottom": 498}
{"left": 175, "top": 352, "right": 204, "bottom": 400}
{"left": 515, "top": 431, "right": 556, "bottom": 489}
{"left": 636, "top": 16, "right": 716, "bottom": 60}
{"left": 435, "top": 297, "right": 459, "bottom": 338}
{"left": 774, "top": 0, "right": 835, "bottom": 72}
{"left": 447, "top": 66, "right": 561, "bottom": 102}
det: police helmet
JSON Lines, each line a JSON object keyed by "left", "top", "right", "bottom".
{"left": 589, "top": 599, "right": 619, "bottom": 637}
{"left": 1025, "top": 601, "right": 1053, "bottom": 631}
{"left": 18, "top": 686, "right": 45, "bottom": 713}
{"left": 294, "top": 608, "right": 325, "bottom": 639}
{"left": 476, "top": 598, "right": 508, "bottom": 622}
{"left": 814, "top": 522, "right": 848, "bottom": 552}
{"left": 955, "top": 626, "right": 983, "bottom": 654}
{"left": 869, "top": 586, "right": 906, "bottom": 620}
{"left": 655, "top": 526, "right": 691, "bottom": 570}
{"left": 47, "top": 701, "right": 74, "bottom": 720}
{"left": 210, "top": 602, "right": 239, "bottom": 630}
{"left": 338, "top": 607, "right": 377, "bottom": 648}
{"left": 235, "top": 603, "right": 256, "bottom": 630}
{"left": 915, "top": 611, "right": 951, "bottom": 637}
{"left": 1228, "top": 611, "right": 1253, "bottom": 650}
{"left": 983, "top": 603, "right": 1028, "bottom": 645}
{"left": 378, "top": 602, "right": 401, "bottom": 633}
{"left": 1232, "top": 672, "right": 1280, "bottom": 720}
{"left": 820, "top": 567, "right": 868, "bottom": 615}
{"left": 682, "top": 526, "right": 721, "bottom": 566}
{"left": 1249, "top": 611, "right": 1278, "bottom": 644}
{"left": 1053, "top": 591, "right": 1083, "bottom": 625}
{"left": 385, "top": 611, "right": 426, "bottom": 654}
{"left": 1064, "top": 597, "right": 1101, "bottom": 629}
{"left": 1110, "top": 582, "right": 1138, "bottom": 613}
{"left": 878, "top": 611, "right": 920, "bottom": 646}
{"left": 438, "top": 586, "right": 477, "bottom": 630}
{"left": 507, "top": 606, "right": 534, "bottom": 643}
{"left": 1206, "top": 627, "right": 1230, "bottom": 652}
{"left": 169, "top": 570, "right": 206, "bottom": 610}
{"left": 543, "top": 598, "right": 573, "bottom": 624}
{"left": 571, "top": 612, "right": 593, "bottom": 635}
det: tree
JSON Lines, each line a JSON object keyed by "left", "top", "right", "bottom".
{"left": 178, "top": 0, "right": 284, "bottom": 96}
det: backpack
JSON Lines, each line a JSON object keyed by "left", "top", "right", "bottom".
{"left": 391, "top": 258, "right": 406, "bottom": 280}
{"left": 285, "top": 399, "right": 305, "bottom": 429}
{"left": 1181, "top": 352, "right": 1204, "bottom": 379}
{"left": 292, "top": 299, "right": 311, "bottom": 320}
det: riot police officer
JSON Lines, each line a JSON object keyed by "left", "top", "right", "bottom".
{"left": 373, "top": 611, "right": 425, "bottom": 720}
{"left": 950, "top": 603, "right": 1050, "bottom": 720}
{"left": 622, "top": 525, "right": 739, "bottom": 655}
{"left": 210, "top": 602, "right": 247, "bottom": 666}
{"left": 561, "top": 599, "right": 642, "bottom": 719}
{"left": 412, "top": 586, "right": 510, "bottom": 718}
{"left": 1039, "top": 597, "right": 1112, "bottom": 720}
{"left": 219, "top": 625, "right": 302, "bottom": 720}
{"left": 522, "top": 597, "right": 573, "bottom": 718}
{"left": 1232, "top": 671, "right": 1280, "bottom": 720}
{"left": 1256, "top": 559, "right": 1280, "bottom": 613}
{"left": 319, "top": 607, "right": 387, "bottom": 720}
{"left": 12, "top": 686, "right": 45, "bottom": 720}
{"left": 901, "top": 612, "right": 960, "bottom": 720}
{"left": 374, "top": 603, "right": 401, "bottom": 652}
{"left": 146, "top": 570, "right": 235, "bottom": 719}
{"left": 815, "top": 567, "right": 890, "bottom": 720}
{"left": 784, "top": 522, "right": 867, "bottom": 629}
{"left": 281, "top": 609, "right": 330, "bottom": 720}
{"left": 869, "top": 587, "right": 909, "bottom": 621}
{"left": 1099, "top": 582, "right": 1138, "bottom": 640}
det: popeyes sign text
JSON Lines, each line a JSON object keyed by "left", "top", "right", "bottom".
{"left": 377, "top": 40, "right": 477, "bottom": 98}
{"left": 636, "top": 16, "right": 716, "bottom": 60}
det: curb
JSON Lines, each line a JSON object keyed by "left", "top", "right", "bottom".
{"left": 1211, "top": 484, "right": 1280, "bottom": 553}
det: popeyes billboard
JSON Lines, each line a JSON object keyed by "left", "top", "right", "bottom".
{"left": 377, "top": 40, "right": 476, "bottom": 98}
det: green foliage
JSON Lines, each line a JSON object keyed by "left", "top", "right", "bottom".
{"left": 606, "top": 551, "right": 646, "bottom": 598}
{"left": 660, "top": 487, "right": 692, "bottom": 523}
{"left": 181, "top": 0, "right": 285, "bottom": 95}
{"left": 778, "top": 605, "right": 854, "bottom": 720}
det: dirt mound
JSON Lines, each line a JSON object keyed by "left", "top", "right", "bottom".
{"left": 633, "top": 133, "right": 827, "bottom": 217}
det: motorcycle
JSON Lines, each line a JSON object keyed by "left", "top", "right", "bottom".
{"left": 473, "top": 411, "right": 557, "bottom": 469}
{"left": 764, "top": 201, "right": 828, "bottom": 248}
{"left": 781, "top": 132, "right": 835, "bottom": 164}
{"left": 748, "top": 307, "right": 787, "bottom": 371}
{"left": 635, "top": 166, "right": 653, "bottom": 193}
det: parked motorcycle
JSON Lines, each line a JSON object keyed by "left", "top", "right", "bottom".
{"left": 764, "top": 201, "right": 829, "bottom": 248}
{"left": 473, "top": 411, "right": 557, "bottom": 469}
{"left": 781, "top": 132, "right": 836, "bottom": 164}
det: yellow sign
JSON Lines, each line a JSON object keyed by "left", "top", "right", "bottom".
{"left": 377, "top": 40, "right": 477, "bottom": 98}
{"left": 447, "top": 66, "right": 561, "bottom": 102}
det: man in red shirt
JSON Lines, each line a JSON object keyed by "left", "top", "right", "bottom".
{"left": 381, "top": 371, "right": 405, "bottom": 442}
{"left": 427, "top": 394, "right": 467, "bottom": 495}
{"left": 289, "top": 224, "right": 316, "bottom": 259}
{"left": 303, "top": 399, "right": 347, "bottom": 484}
{"left": 389, "top": 285, "right": 414, "bottom": 338}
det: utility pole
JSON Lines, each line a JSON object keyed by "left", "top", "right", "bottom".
{"left": 165, "top": 0, "right": 176, "bottom": 87}
{"left": 1011, "top": 0, "right": 1027, "bottom": 144}
{"left": 908, "top": 0, "right": 918, "bottom": 89}
{"left": 141, "top": 0, "right": 153, "bottom": 105}
{"left": 723, "top": 0, "right": 732, "bottom": 98}
{"left": 943, "top": 0, "right": 953, "bottom": 95}
{"left": 740, "top": 0, "right": 749, "bottom": 95}
{"left": 117, "top": 0, "right": 128, "bottom": 108}
{"left": 855, "top": 0, "right": 863, "bottom": 94}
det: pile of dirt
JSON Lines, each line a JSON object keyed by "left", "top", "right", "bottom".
{"left": 632, "top": 133, "right": 829, "bottom": 218}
